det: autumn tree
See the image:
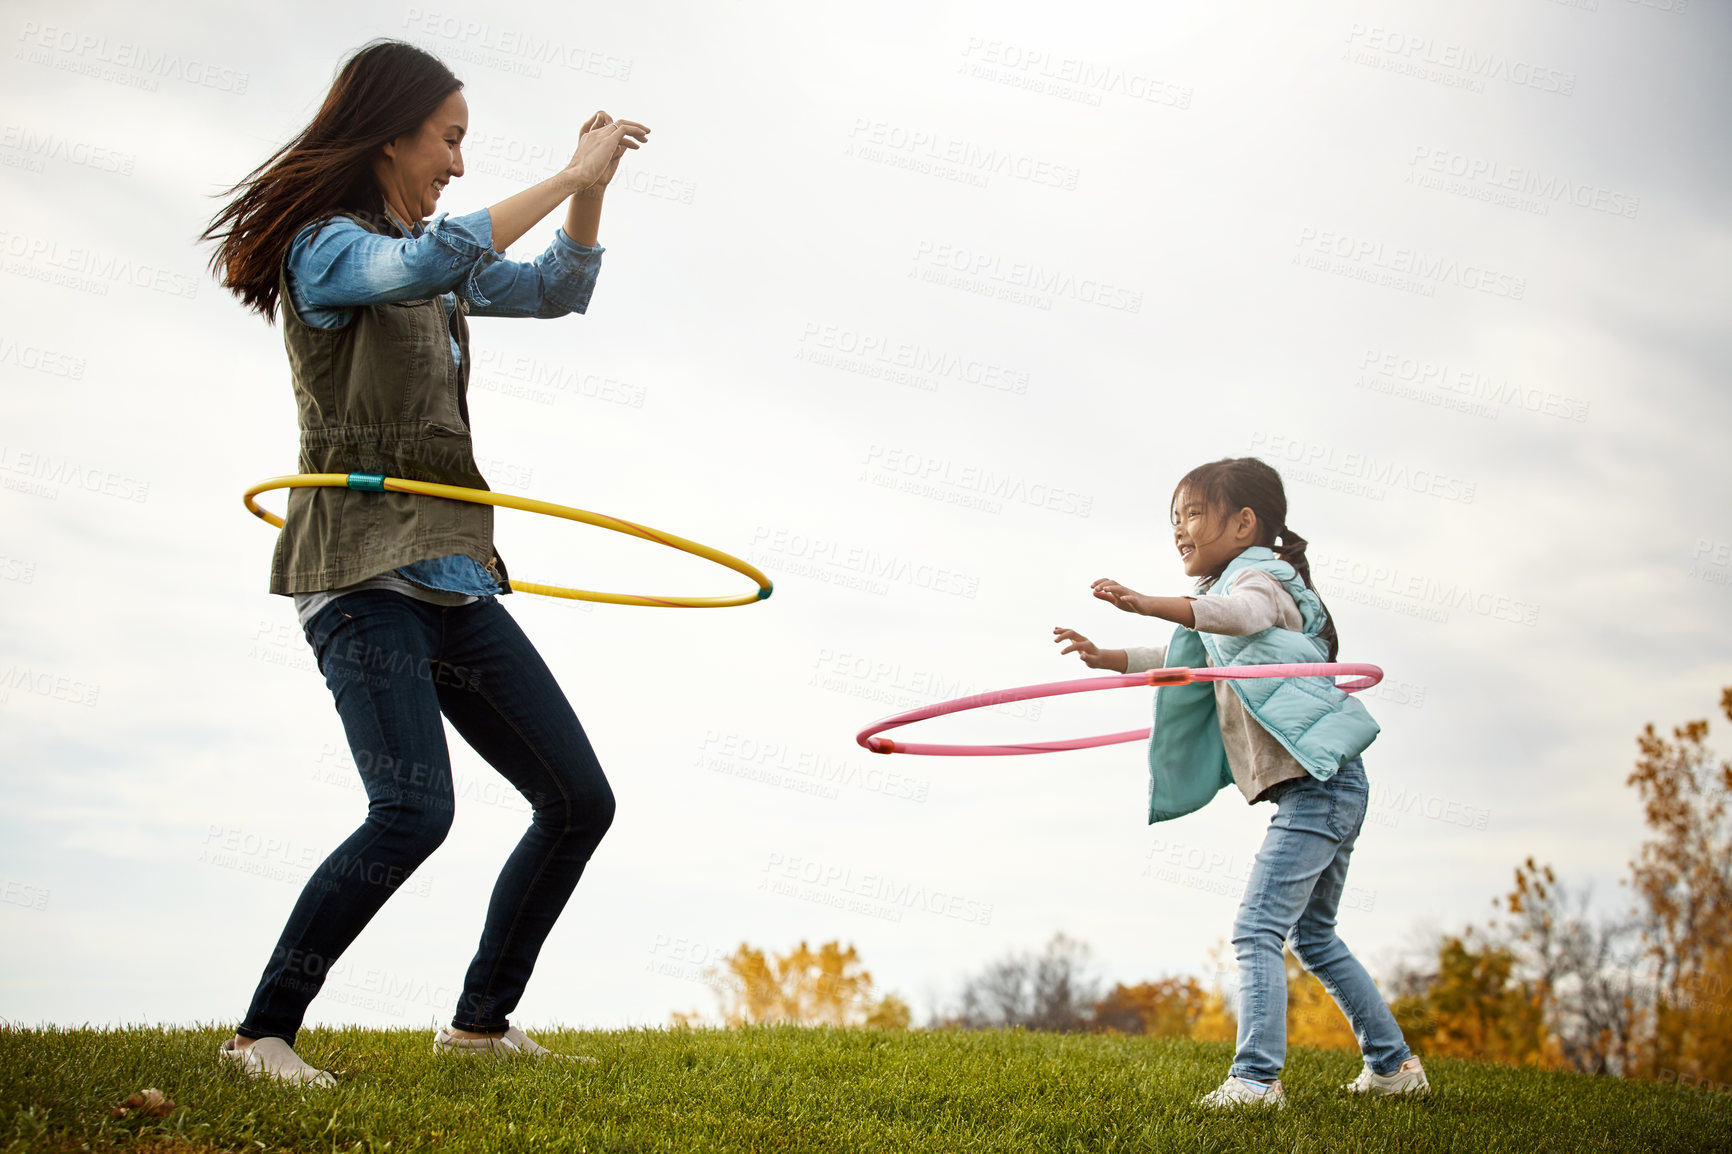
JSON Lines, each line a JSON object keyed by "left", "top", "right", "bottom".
{"left": 1089, "top": 941, "right": 1235, "bottom": 1041}
{"left": 934, "top": 934, "right": 1237, "bottom": 1041}
{"left": 1387, "top": 930, "right": 1559, "bottom": 1067}
{"left": 1626, "top": 689, "right": 1732, "bottom": 1082}
{"left": 1379, "top": 689, "right": 1732, "bottom": 1084}
{"left": 1285, "top": 949, "right": 1360, "bottom": 1052}
{"left": 1496, "top": 857, "right": 1645, "bottom": 1075}
{"left": 685, "top": 939, "right": 909, "bottom": 1029}
{"left": 942, "top": 933, "right": 1101, "bottom": 1032}
{"left": 1092, "top": 977, "right": 1217, "bottom": 1039}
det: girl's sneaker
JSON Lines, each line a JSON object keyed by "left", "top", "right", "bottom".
{"left": 217, "top": 1037, "right": 336, "bottom": 1087}
{"left": 432, "top": 1025, "right": 595, "bottom": 1062}
{"left": 1342, "top": 1056, "right": 1430, "bottom": 1096}
{"left": 1200, "top": 1075, "right": 1287, "bottom": 1108}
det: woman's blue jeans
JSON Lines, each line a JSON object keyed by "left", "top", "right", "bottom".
{"left": 1229, "top": 758, "right": 1411, "bottom": 1083}
{"left": 236, "top": 590, "right": 615, "bottom": 1046}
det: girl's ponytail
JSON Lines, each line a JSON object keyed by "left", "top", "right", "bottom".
{"left": 1274, "top": 526, "right": 1338, "bottom": 662}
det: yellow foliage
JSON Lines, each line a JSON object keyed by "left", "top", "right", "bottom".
{"left": 864, "top": 993, "right": 912, "bottom": 1031}
{"left": 1091, "top": 978, "right": 1207, "bottom": 1038}
{"left": 1193, "top": 939, "right": 1237, "bottom": 1043}
{"left": 1625, "top": 689, "right": 1732, "bottom": 1085}
{"left": 1400, "top": 933, "right": 1562, "bottom": 1068}
{"left": 1192, "top": 986, "right": 1238, "bottom": 1043}
{"left": 693, "top": 939, "right": 908, "bottom": 1030}
{"left": 1088, "top": 942, "right": 1237, "bottom": 1041}
{"left": 1284, "top": 950, "right": 1358, "bottom": 1052}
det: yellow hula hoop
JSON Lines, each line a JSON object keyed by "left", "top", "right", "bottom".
{"left": 243, "top": 473, "right": 773, "bottom": 609}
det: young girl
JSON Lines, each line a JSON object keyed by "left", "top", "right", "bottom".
{"left": 1053, "top": 457, "right": 1428, "bottom": 1108}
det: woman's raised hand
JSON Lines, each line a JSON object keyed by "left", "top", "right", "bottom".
{"left": 564, "top": 111, "right": 650, "bottom": 195}
{"left": 1053, "top": 627, "right": 1127, "bottom": 672}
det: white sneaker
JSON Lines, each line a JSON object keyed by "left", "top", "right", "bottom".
{"left": 432, "top": 1024, "right": 596, "bottom": 1063}
{"left": 1343, "top": 1056, "right": 1430, "bottom": 1096}
{"left": 1199, "top": 1075, "right": 1287, "bottom": 1109}
{"left": 217, "top": 1037, "right": 336, "bottom": 1088}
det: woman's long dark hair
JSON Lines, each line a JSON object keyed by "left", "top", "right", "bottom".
{"left": 200, "top": 40, "right": 462, "bottom": 321}
{"left": 1171, "top": 456, "right": 1340, "bottom": 661}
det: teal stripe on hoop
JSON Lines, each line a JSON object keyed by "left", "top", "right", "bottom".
{"left": 346, "top": 473, "right": 387, "bottom": 491}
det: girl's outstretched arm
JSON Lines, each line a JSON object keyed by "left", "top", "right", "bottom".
{"left": 1052, "top": 627, "right": 1128, "bottom": 672}
{"left": 1091, "top": 579, "right": 1197, "bottom": 628}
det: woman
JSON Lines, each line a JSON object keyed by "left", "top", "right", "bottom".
{"left": 201, "top": 39, "right": 649, "bottom": 1086}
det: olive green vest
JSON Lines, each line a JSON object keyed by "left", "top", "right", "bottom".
{"left": 268, "top": 213, "right": 510, "bottom": 595}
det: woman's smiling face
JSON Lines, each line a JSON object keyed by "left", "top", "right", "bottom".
{"left": 374, "top": 88, "right": 468, "bottom": 224}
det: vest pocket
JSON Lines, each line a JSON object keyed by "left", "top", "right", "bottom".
{"left": 407, "top": 424, "right": 488, "bottom": 546}
{"left": 272, "top": 216, "right": 490, "bottom": 594}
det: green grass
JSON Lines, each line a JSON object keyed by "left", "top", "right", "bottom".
{"left": 2, "top": 1025, "right": 1726, "bottom": 1153}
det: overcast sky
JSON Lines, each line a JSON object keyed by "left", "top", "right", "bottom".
{"left": 3, "top": 0, "right": 1729, "bottom": 1034}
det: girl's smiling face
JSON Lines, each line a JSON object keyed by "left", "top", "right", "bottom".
{"left": 1171, "top": 486, "right": 1262, "bottom": 579}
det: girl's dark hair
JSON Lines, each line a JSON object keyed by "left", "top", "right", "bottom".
{"left": 1171, "top": 456, "right": 1340, "bottom": 661}
{"left": 200, "top": 40, "right": 462, "bottom": 321}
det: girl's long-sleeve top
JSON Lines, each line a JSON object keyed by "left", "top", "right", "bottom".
{"left": 1123, "top": 567, "right": 1313, "bottom": 803}
{"left": 281, "top": 207, "right": 603, "bottom": 626}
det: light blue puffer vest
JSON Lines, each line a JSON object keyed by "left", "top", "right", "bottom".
{"left": 1146, "top": 546, "right": 1380, "bottom": 823}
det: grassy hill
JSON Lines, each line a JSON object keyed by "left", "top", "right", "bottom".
{"left": 2, "top": 1024, "right": 1726, "bottom": 1152}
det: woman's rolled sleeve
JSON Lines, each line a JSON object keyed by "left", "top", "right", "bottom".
{"left": 468, "top": 229, "right": 604, "bottom": 318}
{"left": 424, "top": 209, "right": 505, "bottom": 307}
{"left": 288, "top": 208, "right": 502, "bottom": 319}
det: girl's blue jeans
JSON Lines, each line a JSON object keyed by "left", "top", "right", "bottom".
{"left": 1229, "top": 757, "right": 1411, "bottom": 1083}
{"left": 236, "top": 590, "right": 615, "bottom": 1046}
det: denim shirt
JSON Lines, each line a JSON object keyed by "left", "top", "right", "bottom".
{"left": 285, "top": 207, "right": 603, "bottom": 596}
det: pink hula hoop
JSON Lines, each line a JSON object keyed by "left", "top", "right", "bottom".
{"left": 855, "top": 663, "right": 1383, "bottom": 757}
